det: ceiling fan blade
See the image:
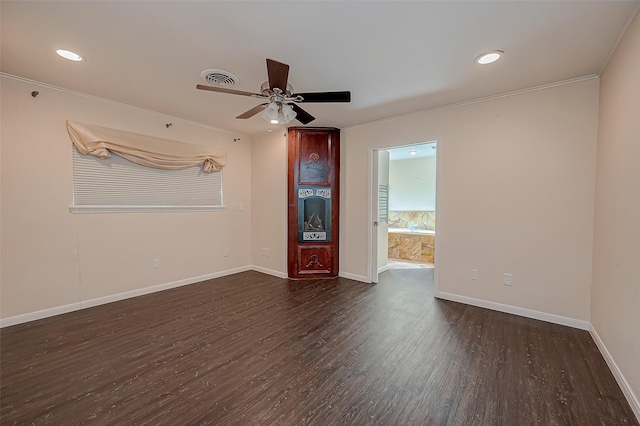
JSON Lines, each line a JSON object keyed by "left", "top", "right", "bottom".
{"left": 236, "top": 104, "right": 268, "bottom": 119}
{"left": 290, "top": 104, "right": 315, "bottom": 124}
{"left": 196, "top": 84, "right": 263, "bottom": 98}
{"left": 266, "top": 59, "right": 289, "bottom": 92}
{"left": 293, "top": 91, "right": 351, "bottom": 103}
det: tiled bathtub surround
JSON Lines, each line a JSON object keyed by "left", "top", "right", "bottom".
{"left": 388, "top": 211, "right": 435, "bottom": 231}
{"left": 388, "top": 230, "right": 435, "bottom": 263}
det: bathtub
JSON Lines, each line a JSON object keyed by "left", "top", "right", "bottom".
{"left": 388, "top": 227, "right": 435, "bottom": 235}
{"left": 387, "top": 228, "right": 435, "bottom": 263}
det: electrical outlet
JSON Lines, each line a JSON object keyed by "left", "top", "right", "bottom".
{"left": 153, "top": 258, "right": 160, "bottom": 269}
{"left": 471, "top": 269, "right": 479, "bottom": 281}
{"left": 503, "top": 273, "right": 513, "bottom": 286}
{"left": 224, "top": 248, "right": 230, "bottom": 257}
{"left": 262, "top": 248, "right": 270, "bottom": 257}
{"left": 239, "top": 202, "right": 244, "bottom": 211}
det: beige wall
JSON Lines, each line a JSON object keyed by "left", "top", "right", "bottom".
{"left": 0, "top": 75, "right": 601, "bottom": 326}
{"left": 592, "top": 12, "right": 640, "bottom": 411}
{"left": 342, "top": 79, "right": 599, "bottom": 321}
{"left": 1, "top": 76, "right": 252, "bottom": 319}
{"left": 250, "top": 130, "right": 288, "bottom": 276}
{"left": 1, "top": 31, "right": 637, "bottom": 415}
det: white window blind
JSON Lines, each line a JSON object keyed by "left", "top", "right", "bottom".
{"left": 71, "top": 145, "right": 223, "bottom": 213}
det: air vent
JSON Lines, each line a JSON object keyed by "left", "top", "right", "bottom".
{"left": 200, "top": 69, "right": 239, "bottom": 87}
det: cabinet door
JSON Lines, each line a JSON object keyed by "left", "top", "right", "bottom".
{"left": 297, "top": 245, "right": 332, "bottom": 275}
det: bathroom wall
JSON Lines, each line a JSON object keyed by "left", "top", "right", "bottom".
{"left": 388, "top": 211, "right": 435, "bottom": 231}
{"left": 389, "top": 156, "right": 436, "bottom": 211}
{"left": 387, "top": 154, "right": 437, "bottom": 234}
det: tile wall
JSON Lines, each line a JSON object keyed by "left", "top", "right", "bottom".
{"left": 388, "top": 211, "right": 435, "bottom": 231}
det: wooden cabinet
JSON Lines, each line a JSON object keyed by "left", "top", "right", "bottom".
{"left": 287, "top": 127, "right": 340, "bottom": 278}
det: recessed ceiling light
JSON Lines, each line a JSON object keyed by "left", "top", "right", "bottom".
{"left": 476, "top": 50, "right": 503, "bottom": 65}
{"left": 56, "top": 49, "right": 83, "bottom": 61}
{"left": 409, "top": 150, "right": 417, "bottom": 155}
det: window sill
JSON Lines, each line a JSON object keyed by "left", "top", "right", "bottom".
{"left": 69, "top": 205, "right": 226, "bottom": 214}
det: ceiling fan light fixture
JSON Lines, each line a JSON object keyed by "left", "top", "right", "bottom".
{"left": 282, "top": 104, "right": 297, "bottom": 123}
{"left": 261, "top": 102, "right": 298, "bottom": 125}
{"left": 476, "top": 50, "right": 503, "bottom": 65}
{"left": 261, "top": 102, "right": 279, "bottom": 123}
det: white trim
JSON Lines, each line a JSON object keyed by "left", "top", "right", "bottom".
{"left": 0, "top": 301, "right": 83, "bottom": 329}
{"left": 369, "top": 142, "right": 440, "bottom": 288}
{"left": 250, "top": 265, "right": 288, "bottom": 279}
{"left": 433, "top": 141, "right": 441, "bottom": 295}
{"left": 344, "top": 75, "right": 598, "bottom": 132}
{"left": 367, "top": 147, "right": 377, "bottom": 283}
{"left": 69, "top": 205, "right": 226, "bottom": 214}
{"left": 0, "top": 266, "right": 251, "bottom": 328}
{"left": 437, "top": 291, "right": 590, "bottom": 330}
{"left": 0, "top": 72, "right": 241, "bottom": 137}
{"left": 598, "top": 3, "right": 640, "bottom": 76}
{"left": 590, "top": 324, "right": 640, "bottom": 421}
{"left": 0, "top": 266, "right": 374, "bottom": 327}
{"left": 339, "top": 272, "right": 371, "bottom": 283}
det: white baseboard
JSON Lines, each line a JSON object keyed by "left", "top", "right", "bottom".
{"left": 250, "top": 265, "right": 288, "bottom": 279}
{"left": 339, "top": 272, "right": 370, "bottom": 283}
{"left": 378, "top": 264, "right": 390, "bottom": 274}
{"left": 0, "top": 266, "right": 252, "bottom": 328}
{"left": 590, "top": 324, "right": 640, "bottom": 421}
{"left": 436, "top": 292, "right": 638, "bottom": 422}
{"left": 251, "top": 266, "right": 371, "bottom": 283}
{"left": 0, "top": 301, "right": 84, "bottom": 329}
{"left": 1, "top": 266, "right": 368, "bottom": 328}
{"left": 437, "top": 291, "right": 590, "bottom": 330}
{"left": 250, "top": 266, "right": 368, "bottom": 283}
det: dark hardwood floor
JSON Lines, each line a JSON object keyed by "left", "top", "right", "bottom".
{"left": 1, "top": 270, "right": 637, "bottom": 425}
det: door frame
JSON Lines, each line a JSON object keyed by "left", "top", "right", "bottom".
{"left": 368, "top": 142, "right": 441, "bottom": 293}
{"left": 368, "top": 149, "right": 389, "bottom": 284}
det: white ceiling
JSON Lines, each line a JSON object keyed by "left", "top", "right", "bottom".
{"left": 387, "top": 143, "right": 437, "bottom": 161}
{"left": 2, "top": 1, "right": 638, "bottom": 137}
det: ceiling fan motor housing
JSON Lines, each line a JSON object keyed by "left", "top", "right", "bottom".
{"left": 261, "top": 81, "right": 295, "bottom": 98}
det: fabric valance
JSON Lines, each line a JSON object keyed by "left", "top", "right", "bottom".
{"left": 66, "top": 120, "right": 227, "bottom": 172}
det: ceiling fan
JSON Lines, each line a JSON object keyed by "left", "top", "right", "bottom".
{"left": 196, "top": 59, "right": 351, "bottom": 125}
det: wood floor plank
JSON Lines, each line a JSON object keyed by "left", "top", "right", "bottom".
{"left": 1, "top": 269, "right": 637, "bottom": 425}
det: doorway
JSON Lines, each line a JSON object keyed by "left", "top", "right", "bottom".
{"left": 371, "top": 142, "right": 437, "bottom": 281}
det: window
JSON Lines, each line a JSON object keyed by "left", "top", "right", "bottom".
{"left": 70, "top": 145, "right": 223, "bottom": 213}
